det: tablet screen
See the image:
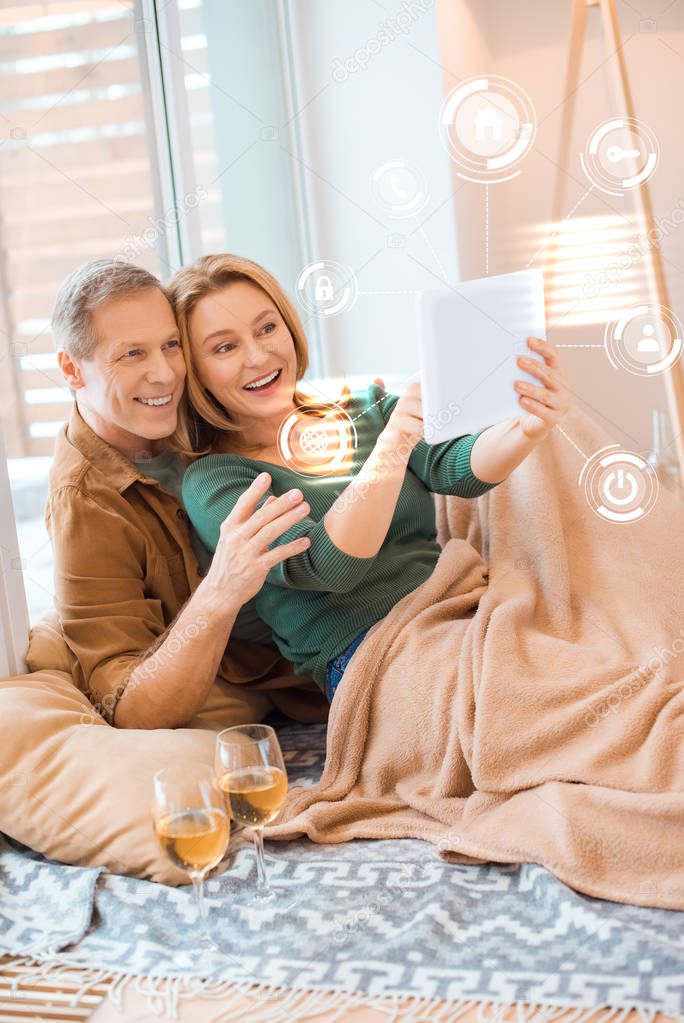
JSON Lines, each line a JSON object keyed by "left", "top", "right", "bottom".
{"left": 417, "top": 269, "right": 546, "bottom": 443}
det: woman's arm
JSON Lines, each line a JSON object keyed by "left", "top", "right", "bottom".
{"left": 321, "top": 388, "right": 424, "bottom": 557}
{"left": 183, "top": 395, "right": 427, "bottom": 589}
{"left": 470, "top": 337, "right": 572, "bottom": 483}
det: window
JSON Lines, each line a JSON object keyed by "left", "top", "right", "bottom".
{"left": 176, "top": 0, "right": 306, "bottom": 298}
{"left": 0, "top": 0, "right": 165, "bottom": 622}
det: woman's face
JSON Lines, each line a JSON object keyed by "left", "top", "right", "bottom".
{"left": 188, "top": 280, "right": 298, "bottom": 429}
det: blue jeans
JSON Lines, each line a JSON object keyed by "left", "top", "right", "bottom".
{"left": 324, "top": 629, "right": 369, "bottom": 702}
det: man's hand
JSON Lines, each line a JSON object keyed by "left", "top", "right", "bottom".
{"left": 204, "top": 473, "right": 310, "bottom": 608}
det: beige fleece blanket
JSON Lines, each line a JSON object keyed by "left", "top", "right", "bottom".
{"left": 267, "top": 407, "right": 684, "bottom": 910}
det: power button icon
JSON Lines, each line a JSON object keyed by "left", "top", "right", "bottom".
{"left": 602, "top": 467, "right": 639, "bottom": 507}
{"left": 580, "top": 446, "right": 659, "bottom": 524}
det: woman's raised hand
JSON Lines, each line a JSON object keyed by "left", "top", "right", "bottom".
{"left": 514, "top": 337, "right": 572, "bottom": 439}
{"left": 208, "top": 473, "right": 311, "bottom": 606}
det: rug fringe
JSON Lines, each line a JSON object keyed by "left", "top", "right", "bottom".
{"left": 0, "top": 953, "right": 679, "bottom": 1023}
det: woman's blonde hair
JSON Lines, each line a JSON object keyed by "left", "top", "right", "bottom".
{"left": 167, "top": 253, "right": 312, "bottom": 458}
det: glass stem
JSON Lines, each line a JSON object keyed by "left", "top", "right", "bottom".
{"left": 252, "top": 828, "right": 269, "bottom": 891}
{"left": 190, "top": 871, "right": 209, "bottom": 932}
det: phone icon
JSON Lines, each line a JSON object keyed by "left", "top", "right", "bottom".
{"left": 389, "top": 173, "right": 413, "bottom": 201}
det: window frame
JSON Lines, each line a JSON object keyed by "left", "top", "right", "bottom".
{"left": 0, "top": 426, "right": 30, "bottom": 678}
{"left": 137, "top": 0, "right": 203, "bottom": 271}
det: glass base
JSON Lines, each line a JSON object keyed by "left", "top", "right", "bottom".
{"left": 242, "top": 884, "right": 299, "bottom": 912}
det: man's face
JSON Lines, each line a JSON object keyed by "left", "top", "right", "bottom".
{"left": 61, "top": 287, "right": 186, "bottom": 459}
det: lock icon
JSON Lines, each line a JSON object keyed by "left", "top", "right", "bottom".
{"left": 315, "top": 274, "right": 334, "bottom": 303}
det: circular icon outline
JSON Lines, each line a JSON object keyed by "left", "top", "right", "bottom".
{"left": 579, "top": 445, "right": 659, "bottom": 524}
{"left": 296, "top": 260, "right": 359, "bottom": 318}
{"left": 438, "top": 75, "right": 537, "bottom": 184}
{"left": 580, "top": 118, "right": 659, "bottom": 196}
{"left": 371, "top": 159, "right": 430, "bottom": 219}
{"left": 604, "top": 303, "right": 683, "bottom": 377}
{"left": 277, "top": 401, "right": 358, "bottom": 478}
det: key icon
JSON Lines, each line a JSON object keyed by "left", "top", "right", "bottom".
{"left": 606, "top": 144, "right": 641, "bottom": 164}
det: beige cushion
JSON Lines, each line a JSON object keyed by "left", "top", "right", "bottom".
{"left": 0, "top": 668, "right": 270, "bottom": 885}
{"left": 6, "top": 608, "right": 314, "bottom": 883}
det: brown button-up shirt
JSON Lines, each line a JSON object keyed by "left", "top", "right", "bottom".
{"left": 46, "top": 406, "right": 326, "bottom": 725}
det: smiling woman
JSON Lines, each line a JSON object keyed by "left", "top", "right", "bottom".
{"left": 188, "top": 283, "right": 298, "bottom": 452}
{"left": 169, "top": 253, "right": 315, "bottom": 461}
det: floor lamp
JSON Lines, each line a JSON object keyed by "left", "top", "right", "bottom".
{"left": 547, "top": 0, "right": 684, "bottom": 480}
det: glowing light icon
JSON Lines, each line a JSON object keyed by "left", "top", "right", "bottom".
{"left": 299, "top": 425, "right": 329, "bottom": 457}
{"left": 581, "top": 118, "right": 659, "bottom": 195}
{"left": 604, "top": 304, "right": 683, "bottom": 377}
{"left": 371, "top": 160, "right": 429, "bottom": 218}
{"left": 438, "top": 75, "right": 536, "bottom": 184}
{"left": 277, "top": 401, "right": 357, "bottom": 477}
{"left": 580, "top": 446, "right": 659, "bottom": 524}
{"left": 296, "top": 261, "right": 358, "bottom": 318}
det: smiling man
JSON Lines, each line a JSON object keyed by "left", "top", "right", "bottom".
{"left": 48, "top": 259, "right": 327, "bottom": 730}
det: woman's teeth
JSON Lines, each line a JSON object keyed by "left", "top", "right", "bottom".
{"left": 136, "top": 395, "right": 173, "bottom": 406}
{"left": 244, "top": 369, "right": 281, "bottom": 391}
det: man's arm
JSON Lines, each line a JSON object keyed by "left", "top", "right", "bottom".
{"left": 48, "top": 475, "right": 310, "bottom": 730}
{"left": 113, "top": 580, "right": 240, "bottom": 730}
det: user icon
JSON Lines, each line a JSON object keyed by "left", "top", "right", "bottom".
{"left": 637, "top": 323, "right": 660, "bottom": 353}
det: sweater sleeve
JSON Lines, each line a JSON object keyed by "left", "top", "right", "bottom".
{"left": 369, "top": 383, "right": 501, "bottom": 498}
{"left": 182, "top": 457, "right": 375, "bottom": 594}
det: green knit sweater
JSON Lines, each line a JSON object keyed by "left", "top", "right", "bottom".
{"left": 183, "top": 385, "right": 499, "bottom": 689}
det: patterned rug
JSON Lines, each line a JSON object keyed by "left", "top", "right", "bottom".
{"left": 1, "top": 720, "right": 683, "bottom": 1022}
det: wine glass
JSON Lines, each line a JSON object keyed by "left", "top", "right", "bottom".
{"left": 215, "top": 724, "right": 289, "bottom": 905}
{"left": 151, "top": 762, "right": 230, "bottom": 950}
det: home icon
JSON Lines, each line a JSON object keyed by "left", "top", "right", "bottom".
{"left": 474, "top": 105, "right": 504, "bottom": 142}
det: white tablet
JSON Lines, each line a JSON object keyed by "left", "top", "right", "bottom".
{"left": 417, "top": 269, "right": 546, "bottom": 443}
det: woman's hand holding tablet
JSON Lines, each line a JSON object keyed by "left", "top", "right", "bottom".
{"left": 513, "top": 335, "right": 572, "bottom": 439}
{"left": 417, "top": 269, "right": 570, "bottom": 443}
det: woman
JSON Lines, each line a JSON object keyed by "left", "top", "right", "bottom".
{"left": 169, "top": 254, "right": 571, "bottom": 702}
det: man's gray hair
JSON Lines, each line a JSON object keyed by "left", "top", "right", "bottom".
{"left": 52, "top": 259, "right": 167, "bottom": 359}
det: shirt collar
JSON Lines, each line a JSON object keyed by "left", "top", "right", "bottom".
{"left": 65, "top": 404, "right": 169, "bottom": 494}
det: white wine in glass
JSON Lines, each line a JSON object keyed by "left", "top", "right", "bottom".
{"left": 156, "top": 807, "right": 229, "bottom": 872}
{"left": 224, "top": 766, "right": 288, "bottom": 827}
{"left": 215, "top": 725, "right": 289, "bottom": 904}
{"left": 152, "top": 763, "right": 229, "bottom": 949}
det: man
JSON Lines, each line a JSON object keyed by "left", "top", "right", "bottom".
{"left": 49, "top": 259, "right": 327, "bottom": 730}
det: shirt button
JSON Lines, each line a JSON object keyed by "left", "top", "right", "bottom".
{"left": 197, "top": 566, "right": 207, "bottom": 578}
{"left": 176, "top": 508, "right": 187, "bottom": 521}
